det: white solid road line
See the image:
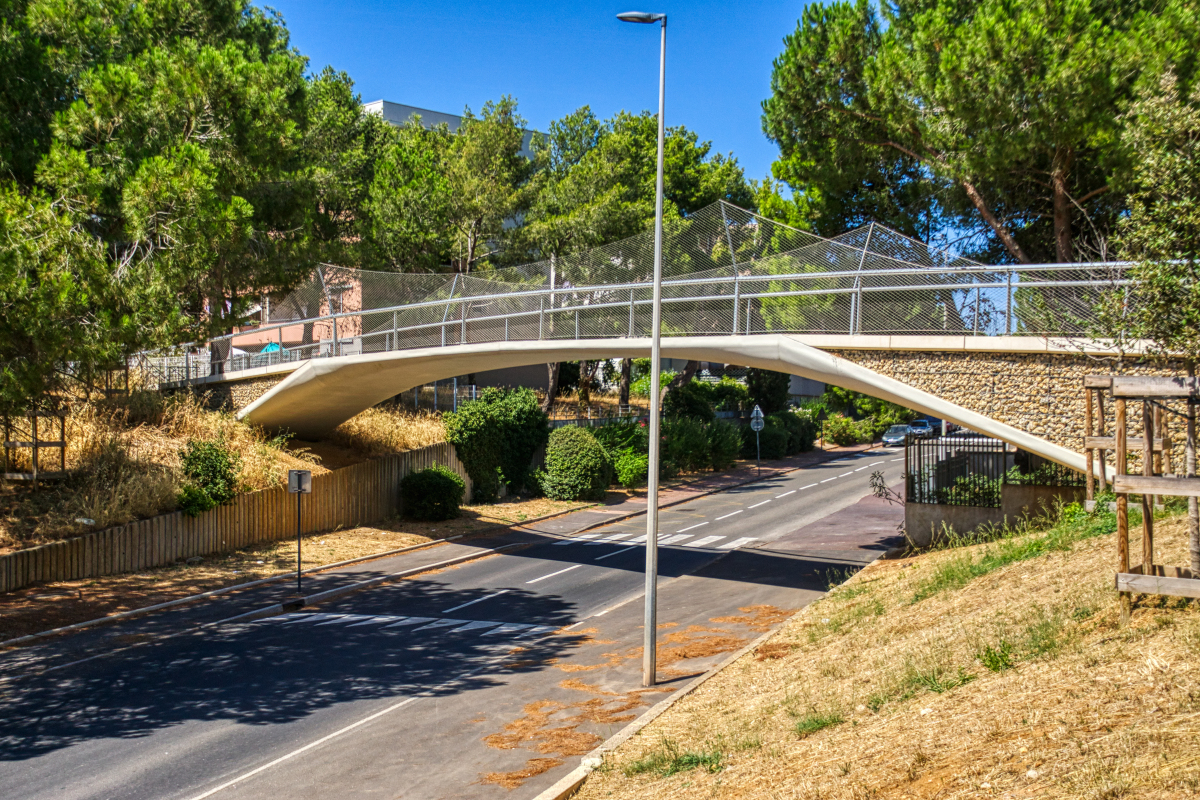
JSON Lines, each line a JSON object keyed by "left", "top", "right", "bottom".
{"left": 677, "top": 522, "right": 708, "bottom": 533}
{"left": 526, "top": 564, "right": 582, "bottom": 584}
{"left": 717, "top": 537, "right": 757, "bottom": 550}
{"left": 186, "top": 696, "right": 418, "bottom": 800}
{"left": 442, "top": 589, "right": 510, "bottom": 614}
{"left": 595, "top": 545, "right": 639, "bottom": 561}
{"left": 748, "top": 500, "right": 771, "bottom": 509}
{"left": 715, "top": 510, "right": 743, "bottom": 520}
{"left": 683, "top": 535, "right": 724, "bottom": 548}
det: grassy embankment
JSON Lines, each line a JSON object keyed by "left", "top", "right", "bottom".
{"left": 574, "top": 503, "right": 1200, "bottom": 799}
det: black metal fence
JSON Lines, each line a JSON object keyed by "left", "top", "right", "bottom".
{"left": 906, "top": 436, "right": 1010, "bottom": 507}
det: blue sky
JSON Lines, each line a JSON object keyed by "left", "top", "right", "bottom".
{"left": 263, "top": 1, "right": 804, "bottom": 186}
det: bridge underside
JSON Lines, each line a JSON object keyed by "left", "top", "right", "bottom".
{"left": 237, "top": 334, "right": 1087, "bottom": 473}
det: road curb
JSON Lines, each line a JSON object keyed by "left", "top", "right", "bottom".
{"left": 212, "top": 541, "right": 529, "bottom": 625}
{"left": 531, "top": 596, "right": 828, "bottom": 800}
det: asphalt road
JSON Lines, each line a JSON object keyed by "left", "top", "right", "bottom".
{"left": 0, "top": 448, "right": 906, "bottom": 800}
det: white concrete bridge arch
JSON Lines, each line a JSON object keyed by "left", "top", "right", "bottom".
{"left": 237, "top": 334, "right": 1088, "bottom": 473}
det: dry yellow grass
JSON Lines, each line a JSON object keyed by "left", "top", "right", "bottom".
{"left": 574, "top": 512, "right": 1200, "bottom": 800}
{"left": 0, "top": 392, "right": 321, "bottom": 551}
{"left": 328, "top": 407, "right": 446, "bottom": 457}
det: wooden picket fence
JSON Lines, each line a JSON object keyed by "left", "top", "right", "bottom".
{"left": 0, "top": 442, "right": 469, "bottom": 594}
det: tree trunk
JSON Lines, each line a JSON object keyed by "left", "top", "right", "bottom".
{"left": 619, "top": 358, "right": 631, "bottom": 408}
{"left": 962, "top": 180, "right": 1031, "bottom": 264}
{"left": 660, "top": 360, "right": 700, "bottom": 407}
{"left": 1051, "top": 149, "right": 1075, "bottom": 263}
{"left": 542, "top": 362, "right": 561, "bottom": 413}
{"left": 578, "top": 360, "right": 591, "bottom": 407}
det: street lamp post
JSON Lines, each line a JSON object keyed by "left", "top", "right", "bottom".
{"left": 618, "top": 9, "right": 667, "bottom": 688}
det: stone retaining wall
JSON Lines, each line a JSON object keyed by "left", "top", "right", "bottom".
{"left": 832, "top": 349, "right": 1187, "bottom": 454}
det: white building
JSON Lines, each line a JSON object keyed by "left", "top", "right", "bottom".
{"left": 363, "top": 100, "right": 538, "bottom": 158}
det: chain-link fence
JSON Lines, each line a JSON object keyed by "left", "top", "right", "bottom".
{"left": 138, "top": 201, "right": 1134, "bottom": 385}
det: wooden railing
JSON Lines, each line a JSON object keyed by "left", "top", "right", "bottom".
{"left": 0, "top": 442, "right": 469, "bottom": 594}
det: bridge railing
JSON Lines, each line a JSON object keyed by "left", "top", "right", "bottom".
{"left": 138, "top": 260, "right": 1133, "bottom": 385}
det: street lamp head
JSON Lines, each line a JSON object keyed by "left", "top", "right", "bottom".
{"left": 617, "top": 11, "right": 666, "bottom": 24}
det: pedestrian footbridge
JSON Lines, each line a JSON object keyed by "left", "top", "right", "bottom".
{"left": 145, "top": 202, "right": 1137, "bottom": 474}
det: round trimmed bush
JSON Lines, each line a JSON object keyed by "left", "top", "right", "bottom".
{"left": 541, "top": 427, "right": 610, "bottom": 501}
{"left": 742, "top": 424, "right": 787, "bottom": 460}
{"left": 615, "top": 450, "right": 649, "bottom": 488}
{"left": 401, "top": 464, "right": 466, "bottom": 520}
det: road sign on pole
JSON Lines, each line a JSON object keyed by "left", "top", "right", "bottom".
{"left": 750, "top": 405, "right": 765, "bottom": 476}
{"left": 288, "top": 470, "right": 312, "bottom": 595}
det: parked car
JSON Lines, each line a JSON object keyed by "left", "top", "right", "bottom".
{"left": 881, "top": 424, "right": 912, "bottom": 447}
{"left": 908, "top": 419, "right": 935, "bottom": 439}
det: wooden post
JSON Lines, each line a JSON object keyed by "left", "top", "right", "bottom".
{"left": 31, "top": 412, "right": 39, "bottom": 489}
{"left": 1143, "top": 400, "right": 1155, "bottom": 573}
{"left": 1116, "top": 398, "right": 1130, "bottom": 624}
{"left": 1085, "top": 387, "right": 1095, "bottom": 503}
{"left": 1097, "top": 392, "right": 1108, "bottom": 491}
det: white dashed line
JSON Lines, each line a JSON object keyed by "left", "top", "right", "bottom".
{"left": 717, "top": 537, "right": 758, "bottom": 550}
{"left": 595, "top": 545, "right": 639, "bottom": 561}
{"left": 683, "top": 535, "right": 725, "bottom": 549}
{"left": 748, "top": 500, "right": 771, "bottom": 509}
{"left": 820, "top": 477, "right": 838, "bottom": 483}
{"left": 526, "top": 565, "right": 582, "bottom": 584}
{"left": 554, "top": 533, "right": 603, "bottom": 546}
{"left": 715, "top": 510, "right": 743, "bottom": 520}
{"left": 799, "top": 483, "right": 817, "bottom": 490}
{"left": 775, "top": 490, "right": 796, "bottom": 498}
{"left": 677, "top": 522, "right": 708, "bottom": 533}
{"left": 443, "top": 589, "right": 510, "bottom": 614}
{"left": 839, "top": 472, "right": 853, "bottom": 477}
{"left": 890, "top": 458, "right": 904, "bottom": 462}
{"left": 854, "top": 466, "right": 870, "bottom": 471}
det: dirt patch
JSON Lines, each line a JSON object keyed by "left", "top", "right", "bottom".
{"left": 656, "top": 625, "right": 748, "bottom": 670}
{"left": 755, "top": 642, "right": 798, "bottom": 661}
{"left": 711, "top": 604, "right": 798, "bottom": 632}
{"left": 478, "top": 757, "right": 564, "bottom": 790}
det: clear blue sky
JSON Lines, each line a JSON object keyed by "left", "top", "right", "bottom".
{"left": 262, "top": 1, "right": 803, "bottom": 186}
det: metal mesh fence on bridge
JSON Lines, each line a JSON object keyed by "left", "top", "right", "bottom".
{"left": 140, "top": 201, "right": 1134, "bottom": 383}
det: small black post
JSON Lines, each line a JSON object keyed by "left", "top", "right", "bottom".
{"left": 756, "top": 432, "right": 761, "bottom": 477}
{"left": 296, "top": 491, "right": 302, "bottom": 595}
{"left": 288, "top": 469, "right": 312, "bottom": 598}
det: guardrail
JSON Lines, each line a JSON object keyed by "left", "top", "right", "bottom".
{"left": 139, "top": 259, "right": 1133, "bottom": 386}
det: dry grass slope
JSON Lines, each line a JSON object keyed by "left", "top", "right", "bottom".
{"left": 575, "top": 507, "right": 1200, "bottom": 800}
{"left": 328, "top": 407, "right": 446, "bottom": 457}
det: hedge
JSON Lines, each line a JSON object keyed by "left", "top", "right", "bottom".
{"left": 400, "top": 464, "right": 466, "bottom": 520}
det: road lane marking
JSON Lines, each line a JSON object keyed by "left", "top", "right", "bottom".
{"left": 855, "top": 466, "right": 870, "bottom": 471}
{"left": 594, "top": 545, "right": 639, "bottom": 561}
{"left": 414, "top": 618, "right": 471, "bottom": 631}
{"left": 715, "top": 510, "right": 743, "bottom": 520}
{"left": 820, "top": 477, "right": 838, "bottom": 483}
{"left": 526, "top": 565, "right": 582, "bottom": 584}
{"left": 482, "top": 623, "right": 535, "bottom": 636}
{"left": 748, "top": 500, "right": 771, "bottom": 509}
{"left": 775, "top": 490, "right": 796, "bottom": 498}
{"left": 586, "top": 533, "right": 634, "bottom": 545}
{"left": 281, "top": 613, "right": 334, "bottom": 625}
{"left": 443, "top": 589, "right": 510, "bottom": 614}
{"left": 451, "top": 620, "right": 504, "bottom": 633}
{"left": 313, "top": 615, "right": 357, "bottom": 626}
{"left": 627, "top": 534, "right": 649, "bottom": 544}
{"left": 717, "top": 537, "right": 758, "bottom": 550}
{"left": 890, "top": 457, "right": 904, "bottom": 461}
{"left": 683, "top": 535, "right": 724, "bottom": 548}
{"left": 185, "top": 696, "right": 418, "bottom": 800}
{"left": 677, "top": 522, "right": 708, "bottom": 533}
{"left": 554, "top": 533, "right": 603, "bottom": 545}
{"left": 658, "top": 534, "right": 691, "bottom": 545}
{"left": 347, "top": 616, "right": 401, "bottom": 627}
{"left": 839, "top": 472, "right": 853, "bottom": 477}
{"left": 799, "top": 483, "right": 817, "bottom": 490}
{"left": 381, "top": 616, "right": 434, "bottom": 629}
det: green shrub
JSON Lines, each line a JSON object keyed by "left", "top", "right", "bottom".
{"left": 711, "top": 376, "right": 749, "bottom": 411}
{"left": 708, "top": 421, "right": 741, "bottom": 470}
{"left": 615, "top": 450, "right": 649, "bottom": 488}
{"left": 742, "top": 424, "right": 787, "bottom": 460}
{"left": 177, "top": 439, "right": 240, "bottom": 517}
{"left": 540, "top": 426, "right": 610, "bottom": 501}
{"left": 664, "top": 417, "right": 711, "bottom": 472}
{"left": 821, "top": 413, "right": 873, "bottom": 446}
{"left": 630, "top": 369, "right": 676, "bottom": 398}
{"left": 444, "top": 387, "right": 549, "bottom": 501}
{"left": 747, "top": 368, "right": 791, "bottom": 414}
{"left": 400, "top": 464, "right": 465, "bottom": 520}
{"left": 592, "top": 420, "right": 648, "bottom": 456}
{"left": 663, "top": 379, "right": 716, "bottom": 422}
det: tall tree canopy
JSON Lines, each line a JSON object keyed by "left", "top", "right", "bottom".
{"left": 762, "top": 0, "right": 1200, "bottom": 261}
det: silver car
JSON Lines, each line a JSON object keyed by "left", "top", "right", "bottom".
{"left": 881, "top": 424, "right": 911, "bottom": 447}
{"left": 908, "top": 419, "right": 935, "bottom": 439}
